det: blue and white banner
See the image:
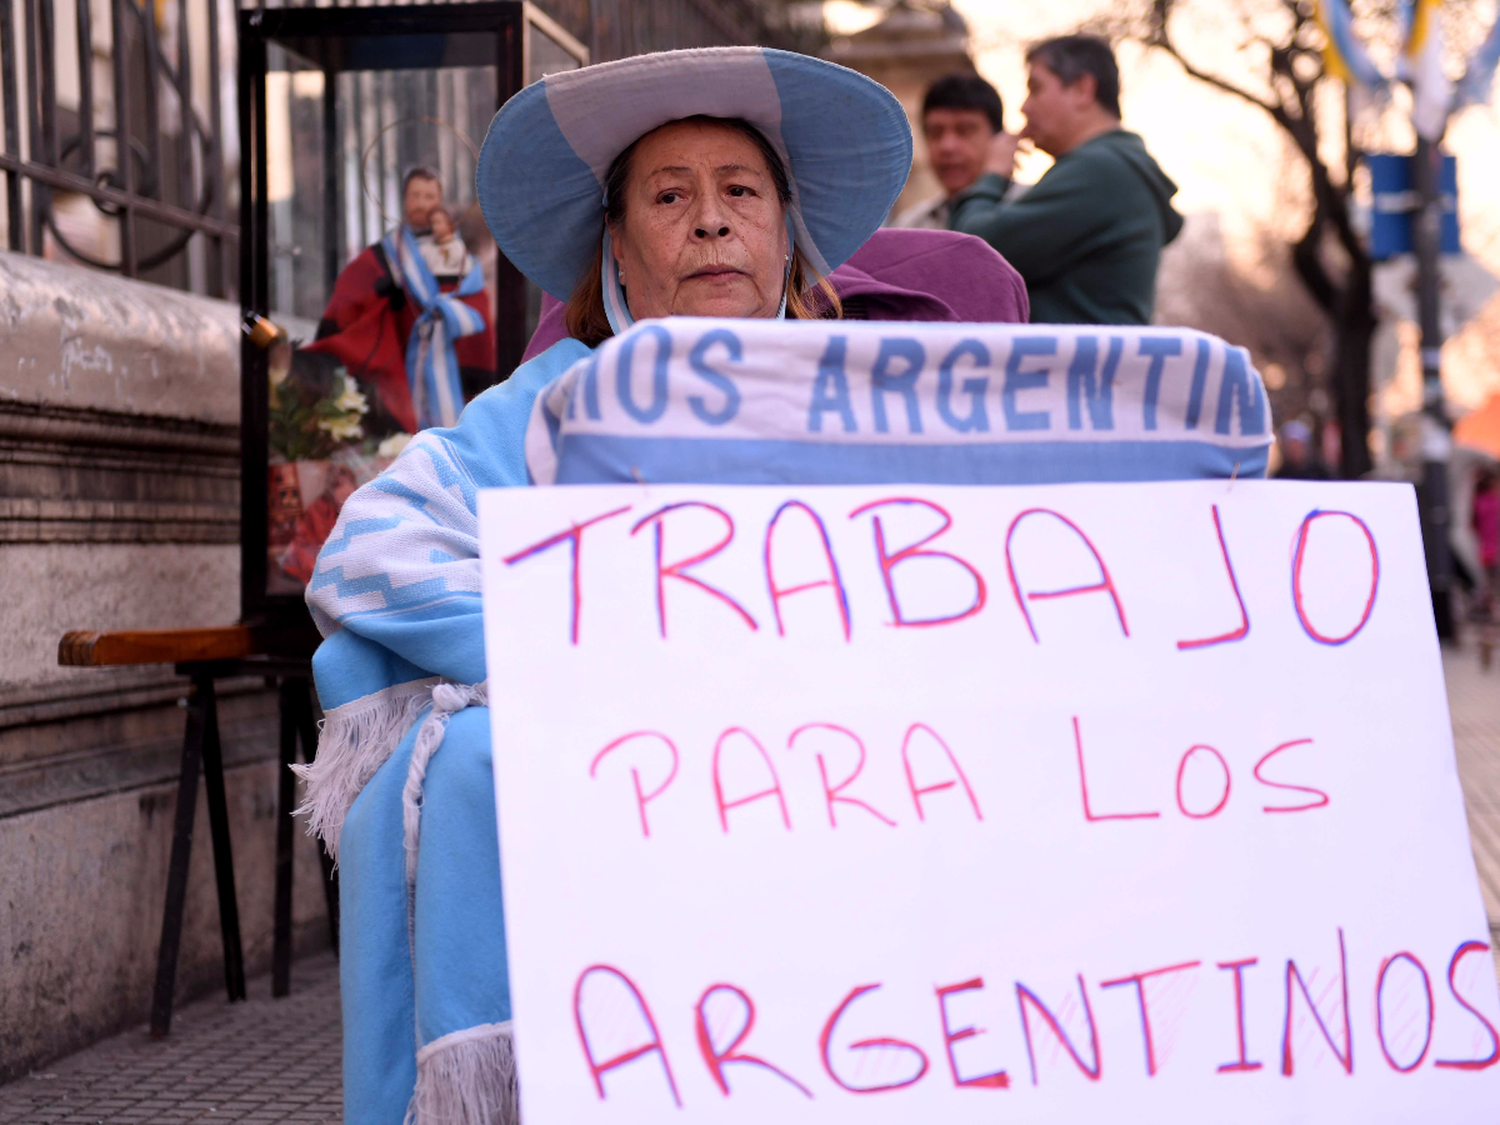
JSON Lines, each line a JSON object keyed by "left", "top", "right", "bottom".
{"left": 1402, "top": 0, "right": 1451, "bottom": 140}
{"left": 1456, "top": 12, "right": 1500, "bottom": 110}
{"left": 1317, "top": 0, "right": 1389, "bottom": 90}
{"left": 526, "top": 319, "right": 1272, "bottom": 487}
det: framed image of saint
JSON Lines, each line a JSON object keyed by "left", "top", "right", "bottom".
{"left": 239, "top": 2, "right": 588, "bottom": 652}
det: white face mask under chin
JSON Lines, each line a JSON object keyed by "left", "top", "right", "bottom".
{"left": 598, "top": 219, "right": 795, "bottom": 337}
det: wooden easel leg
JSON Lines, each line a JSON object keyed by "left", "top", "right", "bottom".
{"left": 273, "top": 678, "right": 299, "bottom": 997}
{"left": 295, "top": 680, "right": 340, "bottom": 951}
{"left": 319, "top": 843, "right": 341, "bottom": 953}
{"left": 273, "top": 675, "right": 339, "bottom": 998}
{"left": 150, "top": 681, "right": 208, "bottom": 1038}
{"left": 198, "top": 677, "right": 247, "bottom": 1002}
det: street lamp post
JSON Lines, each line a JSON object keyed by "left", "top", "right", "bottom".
{"left": 1412, "top": 135, "right": 1453, "bottom": 640}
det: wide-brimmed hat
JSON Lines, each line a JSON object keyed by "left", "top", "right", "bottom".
{"left": 476, "top": 47, "right": 912, "bottom": 300}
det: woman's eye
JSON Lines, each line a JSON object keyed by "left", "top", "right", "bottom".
{"left": 728, "top": 185, "right": 751, "bottom": 198}
{"left": 658, "top": 191, "right": 680, "bottom": 204}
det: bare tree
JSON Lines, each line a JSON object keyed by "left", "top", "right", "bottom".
{"left": 1102, "top": 0, "right": 1497, "bottom": 476}
{"left": 1111, "top": 0, "right": 1377, "bottom": 475}
{"left": 1156, "top": 213, "right": 1330, "bottom": 424}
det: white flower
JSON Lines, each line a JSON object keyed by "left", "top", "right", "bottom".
{"left": 319, "top": 414, "right": 364, "bottom": 441}
{"left": 315, "top": 371, "right": 369, "bottom": 443}
{"left": 377, "top": 432, "right": 412, "bottom": 458}
{"left": 332, "top": 378, "right": 368, "bottom": 417}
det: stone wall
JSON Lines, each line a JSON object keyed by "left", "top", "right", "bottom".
{"left": 0, "top": 251, "right": 332, "bottom": 1081}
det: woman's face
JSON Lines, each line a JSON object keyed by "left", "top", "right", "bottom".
{"left": 430, "top": 211, "right": 453, "bottom": 242}
{"left": 609, "top": 119, "right": 789, "bottom": 321}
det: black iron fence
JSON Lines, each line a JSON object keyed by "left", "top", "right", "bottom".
{"left": 0, "top": 0, "right": 814, "bottom": 301}
{"left": 239, "top": 0, "right": 815, "bottom": 67}
{"left": 0, "top": 0, "right": 237, "bottom": 296}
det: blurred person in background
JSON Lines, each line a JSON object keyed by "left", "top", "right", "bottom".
{"left": 1473, "top": 470, "right": 1500, "bottom": 616}
{"left": 1273, "top": 419, "right": 1331, "bottom": 480}
{"left": 949, "top": 34, "right": 1183, "bottom": 325}
{"left": 893, "top": 72, "right": 1006, "bottom": 230}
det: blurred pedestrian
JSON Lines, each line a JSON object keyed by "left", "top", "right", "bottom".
{"left": 1474, "top": 470, "right": 1500, "bottom": 609}
{"left": 893, "top": 72, "right": 1006, "bottom": 230}
{"left": 1273, "top": 420, "right": 1330, "bottom": 480}
{"left": 949, "top": 34, "right": 1183, "bottom": 325}
{"left": 1472, "top": 469, "right": 1500, "bottom": 667}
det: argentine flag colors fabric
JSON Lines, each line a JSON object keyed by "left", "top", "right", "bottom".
{"left": 527, "top": 319, "right": 1271, "bottom": 488}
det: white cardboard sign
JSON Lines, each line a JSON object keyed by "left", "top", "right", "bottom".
{"left": 479, "top": 480, "right": 1500, "bottom": 1123}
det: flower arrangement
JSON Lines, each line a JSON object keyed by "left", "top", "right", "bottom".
{"left": 320, "top": 379, "right": 370, "bottom": 441}
{"left": 268, "top": 354, "right": 370, "bottom": 462}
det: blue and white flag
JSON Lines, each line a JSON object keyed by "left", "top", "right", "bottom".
{"left": 1317, "top": 0, "right": 1389, "bottom": 90}
{"left": 1455, "top": 11, "right": 1500, "bottom": 110}
{"left": 526, "top": 319, "right": 1272, "bottom": 487}
{"left": 383, "top": 226, "right": 487, "bottom": 431}
{"left": 1402, "top": 0, "right": 1452, "bottom": 140}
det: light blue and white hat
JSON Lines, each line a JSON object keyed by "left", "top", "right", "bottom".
{"left": 476, "top": 47, "right": 913, "bottom": 302}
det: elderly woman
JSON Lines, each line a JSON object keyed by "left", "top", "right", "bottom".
{"left": 300, "top": 47, "right": 957, "bottom": 1125}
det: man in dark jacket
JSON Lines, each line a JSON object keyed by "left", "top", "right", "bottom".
{"left": 949, "top": 35, "right": 1183, "bottom": 325}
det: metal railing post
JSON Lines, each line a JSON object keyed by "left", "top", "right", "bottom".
{"left": 0, "top": 0, "right": 24, "bottom": 250}
{"left": 74, "top": 0, "right": 94, "bottom": 180}
{"left": 108, "top": 0, "right": 137, "bottom": 275}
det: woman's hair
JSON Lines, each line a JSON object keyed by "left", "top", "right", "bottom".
{"left": 429, "top": 205, "right": 454, "bottom": 227}
{"left": 564, "top": 115, "right": 841, "bottom": 347}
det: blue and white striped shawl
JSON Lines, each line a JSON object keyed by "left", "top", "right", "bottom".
{"left": 299, "top": 318, "right": 1269, "bottom": 850}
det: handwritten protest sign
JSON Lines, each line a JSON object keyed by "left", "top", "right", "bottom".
{"left": 479, "top": 480, "right": 1500, "bottom": 1123}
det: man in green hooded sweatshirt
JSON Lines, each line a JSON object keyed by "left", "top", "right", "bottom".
{"left": 949, "top": 35, "right": 1183, "bottom": 325}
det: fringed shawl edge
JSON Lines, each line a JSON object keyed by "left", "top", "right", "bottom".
{"left": 293, "top": 677, "right": 440, "bottom": 860}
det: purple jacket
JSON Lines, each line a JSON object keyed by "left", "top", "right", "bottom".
{"left": 520, "top": 228, "right": 1029, "bottom": 362}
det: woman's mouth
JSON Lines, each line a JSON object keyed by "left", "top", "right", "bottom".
{"left": 685, "top": 267, "right": 746, "bottom": 282}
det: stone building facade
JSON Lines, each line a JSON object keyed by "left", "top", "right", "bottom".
{"left": 0, "top": 251, "right": 333, "bottom": 1080}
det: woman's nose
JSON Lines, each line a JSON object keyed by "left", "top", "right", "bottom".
{"left": 692, "top": 194, "right": 731, "bottom": 239}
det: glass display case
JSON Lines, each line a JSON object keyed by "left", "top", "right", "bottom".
{"left": 238, "top": 2, "right": 587, "bottom": 649}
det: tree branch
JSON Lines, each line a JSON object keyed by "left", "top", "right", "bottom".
{"left": 1292, "top": 220, "right": 1338, "bottom": 314}
{"left": 1142, "top": 0, "right": 1377, "bottom": 467}
{"left": 1153, "top": 38, "right": 1280, "bottom": 115}
{"left": 1144, "top": 4, "right": 1366, "bottom": 298}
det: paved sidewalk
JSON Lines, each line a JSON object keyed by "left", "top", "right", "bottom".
{"left": 2, "top": 648, "right": 1498, "bottom": 1123}
{"left": 1445, "top": 641, "right": 1500, "bottom": 970}
{"left": 0, "top": 954, "right": 340, "bottom": 1124}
